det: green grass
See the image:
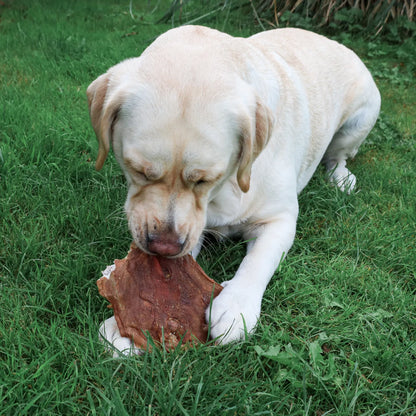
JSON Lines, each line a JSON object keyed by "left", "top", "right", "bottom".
{"left": 1, "top": 0, "right": 415, "bottom": 415}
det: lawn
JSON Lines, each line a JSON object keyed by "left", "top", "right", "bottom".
{"left": 0, "top": 1, "right": 415, "bottom": 415}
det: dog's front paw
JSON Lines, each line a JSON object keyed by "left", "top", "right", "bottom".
{"left": 206, "top": 283, "right": 261, "bottom": 344}
{"left": 99, "top": 316, "right": 143, "bottom": 357}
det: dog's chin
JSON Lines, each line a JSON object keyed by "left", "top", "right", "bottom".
{"left": 132, "top": 235, "right": 196, "bottom": 259}
{"left": 136, "top": 244, "right": 186, "bottom": 259}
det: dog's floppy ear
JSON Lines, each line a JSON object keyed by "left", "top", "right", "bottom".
{"left": 87, "top": 73, "right": 122, "bottom": 171}
{"left": 237, "top": 99, "right": 273, "bottom": 193}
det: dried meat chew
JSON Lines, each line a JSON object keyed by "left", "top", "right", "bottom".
{"left": 97, "top": 244, "right": 222, "bottom": 351}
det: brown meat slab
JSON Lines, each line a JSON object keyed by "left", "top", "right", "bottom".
{"left": 97, "top": 244, "right": 222, "bottom": 351}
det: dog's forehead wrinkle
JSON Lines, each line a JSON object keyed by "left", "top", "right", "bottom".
{"left": 122, "top": 150, "right": 164, "bottom": 176}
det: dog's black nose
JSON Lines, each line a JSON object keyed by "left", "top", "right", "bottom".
{"left": 147, "top": 233, "right": 183, "bottom": 257}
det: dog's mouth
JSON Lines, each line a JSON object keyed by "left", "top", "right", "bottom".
{"left": 131, "top": 225, "right": 193, "bottom": 258}
{"left": 145, "top": 231, "right": 189, "bottom": 258}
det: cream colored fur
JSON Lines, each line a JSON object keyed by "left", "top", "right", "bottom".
{"left": 88, "top": 26, "right": 380, "bottom": 353}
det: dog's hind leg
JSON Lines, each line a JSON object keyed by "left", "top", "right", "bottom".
{"left": 323, "top": 89, "right": 381, "bottom": 193}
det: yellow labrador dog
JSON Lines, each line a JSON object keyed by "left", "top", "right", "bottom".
{"left": 88, "top": 25, "right": 380, "bottom": 351}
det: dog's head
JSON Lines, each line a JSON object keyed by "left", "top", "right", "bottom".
{"left": 87, "top": 52, "right": 272, "bottom": 257}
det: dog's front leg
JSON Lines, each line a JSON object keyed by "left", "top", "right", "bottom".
{"left": 207, "top": 211, "right": 297, "bottom": 344}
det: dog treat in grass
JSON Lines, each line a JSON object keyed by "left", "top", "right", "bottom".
{"left": 97, "top": 243, "right": 222, "bottom": 351}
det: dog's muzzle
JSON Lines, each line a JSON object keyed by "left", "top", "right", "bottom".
{"left": 146, "top": 231, "right": 185, "bottom": 257}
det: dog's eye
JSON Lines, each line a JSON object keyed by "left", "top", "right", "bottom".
{"left": 134, "top": 170, "right": 149, "bottom": 182}
{"left": 195, "top": 179, "right": 207, "bottom": 186}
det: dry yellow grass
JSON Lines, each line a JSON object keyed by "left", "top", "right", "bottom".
{"left": 255, "top": 0, "right": 414, "bottom": 31}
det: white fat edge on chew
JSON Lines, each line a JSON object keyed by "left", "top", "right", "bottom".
{"left": 102, "top": 264, "right": 116, "bottom": 280}
{"left": 101, "top": 245, "right": 134, "bottom": 279}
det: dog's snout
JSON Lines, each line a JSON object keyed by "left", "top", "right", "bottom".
{"left": 147, "top": 232, "right": 184, "bottom": 257}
